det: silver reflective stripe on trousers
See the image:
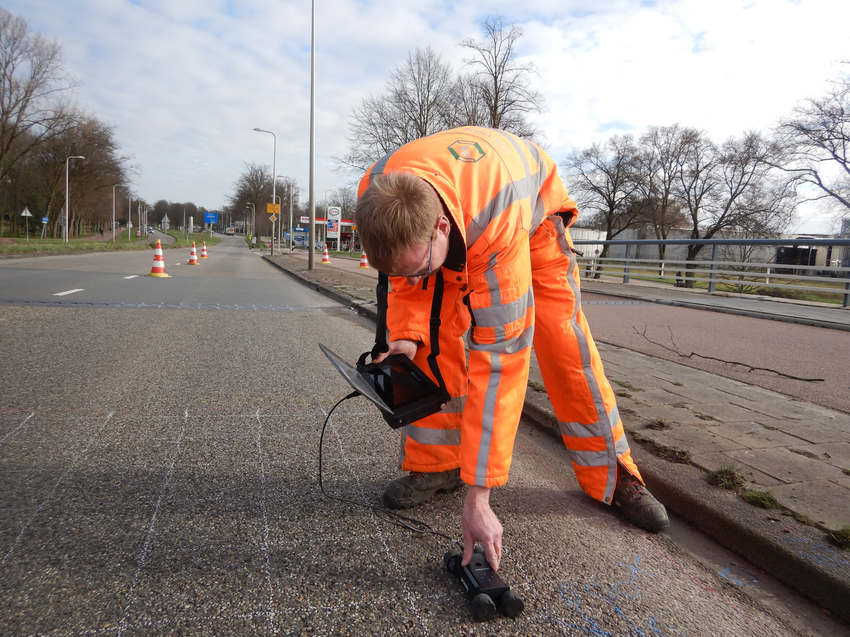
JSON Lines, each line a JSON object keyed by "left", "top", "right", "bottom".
{"left": 551, "top": 214, "right": 620, "bottom": 504}
{"left": 404, "top": 425, "right": 461, "bottom": 447}
{"left": 397, "top": 396, "right": 466, "bottom": 467}
{"left": 560, "top": 407, "right": 630, "bottom": 465}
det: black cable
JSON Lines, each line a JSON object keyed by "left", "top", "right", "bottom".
{"left": 318, "top": 392, "right": 458, "bottom": 545}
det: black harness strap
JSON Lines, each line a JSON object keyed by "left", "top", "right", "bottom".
{"left": 359, "top": 271, "right": 450, "bottom": 404}
{"left": 426, "top": 271, "right": 450, "bottom": 403}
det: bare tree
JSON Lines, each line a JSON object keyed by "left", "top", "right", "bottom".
{"left": 679, "top": 131, "right": 795, "bottom": 282}
{"left": 16, "top": 111, "right": 131, "bottom": 238}
{"left": 388, "top": 47, "right": 453, "bottom": 141}
{"left": 562, "top": 135, "right": 642, "bottom": 237}
{"left": 562, "top": 135, "right": 643, "bottom": 277}
{"left": 774, "top": 63, "right": 850, "bottom": 221}
{"left": 459, "top": 15, "right": 545, "bottom": 142}
{"left": 0, "top": 8, "right": 79, "bottom": 186}
{"left": 340, "top": 48, "right": 454, "bottom": 173}
{"left": 635, "top": 124, "right": 692, "bottom": 264}
{"left": 339, "top": 18, "right": 546, "bottom": 175}
{"left": 228, "top": 162, "right": 273, "bottom": 236}
{"left": 440, "top": 72, "right": 490, "bottom": 130}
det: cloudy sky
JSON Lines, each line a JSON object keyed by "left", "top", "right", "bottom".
{"left": 8, "top": 0, "right": 848, "bottom": 232}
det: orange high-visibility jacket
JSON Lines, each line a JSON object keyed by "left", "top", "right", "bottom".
{"left": 358, "top": 127, "right": 636, "bottom": 498}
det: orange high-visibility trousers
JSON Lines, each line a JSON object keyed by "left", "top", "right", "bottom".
{"left": 393, "top": 214, "right": 641, "bottom": 505}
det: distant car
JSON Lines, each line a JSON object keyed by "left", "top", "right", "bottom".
{"left": 147, "top": 227, "right": 154, "bottom": 234}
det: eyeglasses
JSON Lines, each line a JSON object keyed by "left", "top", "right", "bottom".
{"left": 396, "top": 233, "right": 435, "bottom": 279}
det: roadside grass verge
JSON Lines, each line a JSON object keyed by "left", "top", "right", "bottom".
{"left": 1, "top": 236, "right": 151, "bottom": 254}
{"left": 161, "top": 230, "right": 222, "bottom": 248}
{"left": 587, "top": 263, "right": 847, "bottom": 305}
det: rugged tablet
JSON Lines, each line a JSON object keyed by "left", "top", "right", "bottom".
{"left": 319, "top": 343, "right": 445, "bottom": 428}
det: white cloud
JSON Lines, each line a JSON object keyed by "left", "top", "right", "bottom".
{"left": 8, "top": 0, "right": 848, "bottom": 231}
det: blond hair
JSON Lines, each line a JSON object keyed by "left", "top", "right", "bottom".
{"left": 354, "top": 171, "right": 442, "bottom": 272}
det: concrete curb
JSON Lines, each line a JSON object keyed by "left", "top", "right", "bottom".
{"left": 264, "top": 255, "right": 850, "bottom": 624}
{"left": 523, "top": 387, "right": 850, "bottom": 623}
{"left": 262, "top": 255, "right": 379, "bottom": 322}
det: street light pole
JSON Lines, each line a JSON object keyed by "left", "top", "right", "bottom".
{"left": 308, "top": 0, "right": 316, "bottom": 269}
{"left": 112, "top": 184, "right": 118, "bottom": 242}
{"left": 64, "top": 155, "right": 85, "bottom": 243}
{"left": 253, "top": 128, "right": 276, "bottom": 256}
{"left": 277, "top": 175, "right": 295, "bottom": 253}
{"left": 246, "top": 202, "right": 255, "bottom": 243}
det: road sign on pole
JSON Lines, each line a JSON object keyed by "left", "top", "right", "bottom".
{"left": 327, "top": 206, "right": 341, "bottom": 240}
{"left": 20, "top": 207, "right": 32, "bottom": 242}
{"left": 267, "top": 203, "right": 280, "bottom": 215}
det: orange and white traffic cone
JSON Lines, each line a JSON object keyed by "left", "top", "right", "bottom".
{"left": 200, "top": 242, "right": 209, "bottom": 259}
{"left": 359, "top": 252, "right": 369, "bottom": 269}
{"left": 321, "top": 245, "right": 331, "bottom": 264}
{"left": 147, "top": 239, "right": 171, "bottom": 277}
{"left": 188, "top": 242, "right": 200, "bottom": 265}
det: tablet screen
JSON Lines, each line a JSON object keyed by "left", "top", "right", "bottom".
{"left": 365, "top": 359, "right": 436, "bottom": 410}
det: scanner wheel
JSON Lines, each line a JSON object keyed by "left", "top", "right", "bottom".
{"left": 443, "top": 549, "right": 461, "bottom": 573}
{"left": 498, "top": 589, "right": 525, "bottom": 618}
{"left": 471, "top": 593, "right": 497, "bottom": 622}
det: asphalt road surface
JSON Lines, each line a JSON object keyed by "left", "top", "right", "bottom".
{"left": 0, "top": 236, "right": 846, "bottom": 636}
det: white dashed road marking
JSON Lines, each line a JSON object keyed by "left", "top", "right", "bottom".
{"left": 124, "top": 275, "right": 139, "bottom": 279}
{"left": 53, "top": 289, "right": 84, "bottom": 296}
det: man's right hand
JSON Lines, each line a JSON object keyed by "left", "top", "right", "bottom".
{"left": 373, "top": 339, "right": 418, "bottom": 363}
{"left": 462, "top": 486, "right": 503, "bottom": 571}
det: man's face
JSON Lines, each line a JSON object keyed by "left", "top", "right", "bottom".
{"left": 386, "top": 215, "right": 450, "bottom": 286}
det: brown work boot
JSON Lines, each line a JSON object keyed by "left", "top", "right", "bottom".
{"left": 382, "top": 468, "right": 464, "bottom": 509}
{"left": 613, "top": 470, "right": 669, "bottom": 532}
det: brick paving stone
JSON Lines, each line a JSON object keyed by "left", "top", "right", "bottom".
{"left": 727, "top": 447, "right": 841, "bottom": 484}
{"left": 805, "top": 441, "right": 850, "bottom": 469}
{"left": 771, "top": 480, "right": 850, "bottom": 528}
{"left": 765, "top": 420, "right": 850, "bottom": 445}
{"left": 638, "top": 427, "right": 749, "bottom": 454}
{"left": 706, "top": 422, "right": 805, "bottom": 449}
{"left": 692, "top": 451, "right": 787, "bottom": 488}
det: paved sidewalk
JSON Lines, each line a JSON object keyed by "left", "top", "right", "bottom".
{"left": 263, "top": 250, "right": 850, "bottom": 624}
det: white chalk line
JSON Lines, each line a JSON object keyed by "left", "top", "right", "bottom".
{"left": 324, "top": 407, "right": 432, "bottom": 637}
{"left": 254, "top": 407, "right": 277, "bottom": 634}
{"left": 0, "top": 411, "right": 35, "bottom": 448}
{"left": 0, "top": 411, "right": 114, "bottom": 566}
{"left": 117, "top": 409, "right": 187, "bottom": 637}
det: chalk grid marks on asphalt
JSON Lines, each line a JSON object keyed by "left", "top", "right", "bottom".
{"left": 0, "top": 407, "right": 802, "bottom": 636}
{"left": 0, "top": 299, "right": 331, "bottom": 311}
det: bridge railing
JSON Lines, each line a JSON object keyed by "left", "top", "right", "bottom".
{"left": 570, "top": 238, "right": 850, "bottom": 308}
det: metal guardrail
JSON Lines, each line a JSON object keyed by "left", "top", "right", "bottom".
{"left": 571, "top": 238, "right": 850, "bottom": 308}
